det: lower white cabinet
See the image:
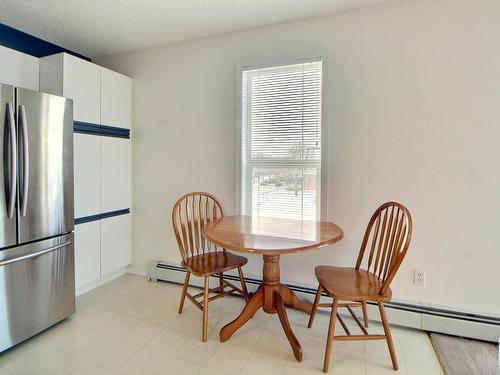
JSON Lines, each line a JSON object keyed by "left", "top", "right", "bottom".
{"left": 75, "top": 214, "right": 132, "bottom": 292}
{"left": 101, "top": 67, "right": 131, "bottom": 129}
{"left": 101, "top": 214, "right": 132, "bottom": 276}
{"left": 74, "top": 221, "right": 101, "bottom": 289}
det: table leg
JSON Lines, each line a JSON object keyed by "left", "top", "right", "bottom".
{"left": 262, "top": 255, "right": 280, "bottom": 313}
{"left": 219, "top": 254, "right": 306, "bottom": 362}
{"left": 280, "top": 284, "right": 313, "bottom": 314}
{"left": 274, "top": 291, "right": 303, "bottom": 361}
{"left": 220, "top": 286, "right": 263, "bottom": 342}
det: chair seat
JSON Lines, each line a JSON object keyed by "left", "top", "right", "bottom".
{"left": 182, "top": 251, "right": 248, "bottom": 276}
{"left": 315, "top": 266, "right": 392, "bottom": 301}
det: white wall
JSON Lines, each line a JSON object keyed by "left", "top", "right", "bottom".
{"left": 98, "top": 0, "right": 500, "bottom": 316}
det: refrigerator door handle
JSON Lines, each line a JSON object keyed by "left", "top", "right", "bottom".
{"left": 19, "top": 104, "right": 29, "bottom": 217}
{"left": 0, "top": 241, "right": 72, "bottom": 266}
{"left": 6, "top": 102, "right": 17, "bottom": 218}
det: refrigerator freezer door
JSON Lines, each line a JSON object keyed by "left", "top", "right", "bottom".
{"left": 16, "top": 88, "right": 74, "bottom": 243}
{"left": 0, "top": 233, "right": 75, "bottom": 352}
{"left": 0, "top": 84, "right": 17, "bottom": 248}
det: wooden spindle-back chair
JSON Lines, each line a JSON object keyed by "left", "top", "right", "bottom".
{"left": 308, "top": 201, "right": 413, "bottom": 372}
{"left": 172, "top": 192, "right": 249, "bottom": 342}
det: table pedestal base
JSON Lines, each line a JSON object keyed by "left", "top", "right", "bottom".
{"left": 219, "top": 255, "right": 312, "bottom": 362}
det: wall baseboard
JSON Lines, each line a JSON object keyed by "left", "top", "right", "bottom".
{"left": 147, "top": 260, "right": 500, "bottom": 343}
{"left": 76, "top": 267, "right": 128, "bottom": 296}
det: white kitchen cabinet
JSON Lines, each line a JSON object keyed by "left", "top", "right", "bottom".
{"left": 100, "top": 67, "right": 131, "bottom": 129}
{"left": 40, "top": 53, "right": 100, "bottom": 124}
{"left": 74, "top": 221, "right": 101, "bottom": 289}
{"left": 101, "top": 214, "right": 131, "bottom": 276}
{"left": 74, "top": 134, "right": 100, "bottom": 218}
{"left": 100, "top": 137, "right": 132, "bottom": 213}
{"left": 40, "top": 52, "right": 132, "bottom": 291}
{"left": 0, "top": 45, "right": 39, "bottom": 90}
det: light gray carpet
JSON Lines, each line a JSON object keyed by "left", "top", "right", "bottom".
{"left": 430, "top": 332, "right": 499, "bottom": 375}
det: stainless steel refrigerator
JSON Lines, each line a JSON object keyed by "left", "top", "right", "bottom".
{"left": 0, "top": 84, "right": 74, "bottom": 352}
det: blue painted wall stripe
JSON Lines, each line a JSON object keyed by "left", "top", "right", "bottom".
{"left": 0, "top": 23, "right": 90, "bottom": 60}
{"left": 75, "top": 208, "right": 131, "bottom": 225}
{"left": 74, "top": 121, "right": 130, "bottom": 139}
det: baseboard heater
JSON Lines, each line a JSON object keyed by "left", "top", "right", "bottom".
{"left": 148, "top": 260, "right": 500, "bottom": 343}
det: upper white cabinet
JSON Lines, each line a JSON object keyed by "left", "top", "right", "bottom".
{"left": 40, "top": 53, "right": 100, "bottom": 124}
{"left": 0, "top": 45, "right": 39, "bottom": 90}
{"left": 101, "top": 67, "right": 131, "bottom": 129}
{"left": 64, "top": 55, "right": 100, "bottom": 124}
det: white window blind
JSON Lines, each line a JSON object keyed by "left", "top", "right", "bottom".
{"left": 240, "top": 59, "right": 323, "bottom": 221}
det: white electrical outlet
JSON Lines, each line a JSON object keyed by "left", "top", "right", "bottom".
{"left": 414, "top": 269, "right": 426, "bottom": 287}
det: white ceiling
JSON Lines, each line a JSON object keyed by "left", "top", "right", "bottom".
{"left": 0, "top": 0, "right": 396, "bottom": 58}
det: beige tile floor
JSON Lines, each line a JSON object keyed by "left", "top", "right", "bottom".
{"left": 0, "top": 274, "right": 444, "bottom": 375}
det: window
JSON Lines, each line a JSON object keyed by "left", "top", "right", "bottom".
{"left": 240, "top": 59, "right": 323, "bottom": 221}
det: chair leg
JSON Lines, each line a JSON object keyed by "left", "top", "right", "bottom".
{"left": 362, "top": 300, "right": 369, "bottom": 328}
{"left": 308, "top": 285, "right": 323, "bottom": 328}
{"left": 202, "top": 276, "right": 209, "bottom": 342}
{"left": 379, "top": 302, "right": 398, "bottom": 370}
{"left": 237, "top": 267, "right": 249, "bottom": 302}
{"left": 219, "top": 273, "right": 224, "bottom": 292}
{"left": 178, "top": 271, "right": 191, "bottom": 314}
{"left": 323, "top": 299, "right": 338, "bottom": 373}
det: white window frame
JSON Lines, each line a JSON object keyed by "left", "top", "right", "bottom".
{"left": 234, "top": 56, "right": 329, "bottom": 221}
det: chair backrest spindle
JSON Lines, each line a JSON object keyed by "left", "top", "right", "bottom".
{"left": 355, "top": 202, "right": 412, "bottom": 296}
{"left": 172, "top": 192, "right": 225, "bottom": 261}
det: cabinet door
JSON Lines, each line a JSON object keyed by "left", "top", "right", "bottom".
{"left": 101, "top": 137, "right": 132, "bottom": 213}
{"left": 74, "top": 134, "right": 100, "bottom": 218}
{"left": 0, "top": 45, "right": 39, "bottom": 90}
{"left": 75, "top": 221, "right": 101, "bottom": 289}
{"left": 100, "top": 68, "right": 131, "bottom": 129}
{"left": 63, "top": 53, "right": 100, "bottom": 124}
{"left": 101, "top": 214, "right": 131, "bottom": 276}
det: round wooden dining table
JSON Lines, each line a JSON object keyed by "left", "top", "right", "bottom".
{"left": 202, "top": 215, "right": 343, "bottom": 362}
